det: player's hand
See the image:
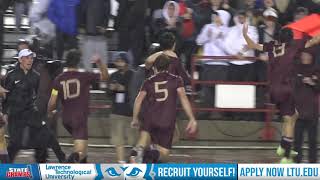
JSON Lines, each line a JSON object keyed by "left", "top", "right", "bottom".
{"left": 131, "top": 118, "right": 139, "bottom": 129}
{"left": 185, "top": 120, "right": 197, "bottom": 135}
{"left": 243, "top": 23, "right": 249, "bottom": 36}
{"left": 117, "top": 84, "right": 126, "bottom": 92}
{"left": 259, "top": 54, "right": 269, "bottom": 62}
{"left": 91, "top": 54, "right": 102, "bottom": 64}
{"left": 303, "top": 77, "right": 316, "bottom": 86}
{"left": 109, "top": 83, "right": 117, "bottom": 91}
{"left": 48, "top": 110, "right": 57, "bottom": 119}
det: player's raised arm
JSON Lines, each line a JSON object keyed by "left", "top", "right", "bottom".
{"left": 131, "top": 91, "right": 147, "bottom": 128}
{"left": 305, "top": 34, "right": 320, "bottom": 48}
{"left": 92, "top": 55, "right": 109, "bottom": 81}
{"left": 177, "top": 87, "right": 197, "bottom": 134}
{"left": 243, "top": 23, "right": 263, "bottom": 51}
{"left": 145, "top": 51, "right": 163, "bottom": 69}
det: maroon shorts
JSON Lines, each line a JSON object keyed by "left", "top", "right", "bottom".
{"left": 62, "top": 113, "right": 88, "bottom": 140}
{"left": 141, "top": 120, "right": 175, "bottom": 149}
{"left": 270, "top": 84, "right": 295, "bottom": 116}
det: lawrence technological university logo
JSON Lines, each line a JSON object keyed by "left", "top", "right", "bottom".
{"left": 101, "top": 164, "right": 154, "bottom": 180}
{"left": 6, "top": 166, "right": 32, "bottom": 178}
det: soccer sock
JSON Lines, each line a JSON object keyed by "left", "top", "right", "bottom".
{"left": 281, "top": 136, "right": 293, "bottom": 158}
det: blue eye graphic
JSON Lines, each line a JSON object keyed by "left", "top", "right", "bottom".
{"left": 106, "top": 167, "right": 121, "bottom": 177}
{"left": 126, "top": 167, "right": 142, "bottom": 177}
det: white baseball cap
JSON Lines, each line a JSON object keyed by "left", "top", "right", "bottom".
{"left": 18, "top": 49, "right": 34, "bottom": 59}
{"left": 263, "top": 8, "right": 278, "bottom": 18}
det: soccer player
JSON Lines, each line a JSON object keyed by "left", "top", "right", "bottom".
{"left": 243, "top": 23, "right": 320, "bottom": 163}
{"left": 130, "top": 54, "right": 197, "bottom": 163}
{"left": 47, "top": 49, "right": 108, "bottom": 163}
{"left": 145, "top": 32, "right": 191, "bottom": 85}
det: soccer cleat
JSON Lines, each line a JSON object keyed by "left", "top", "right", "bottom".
{"left": 129, "top": 146, "right": 144, "bottom": 163}
{"left": 276, "top": 146, "right": 298, "bottom": 157}
{"left": 280, "top": 157, "right": 294, "bottom": 164}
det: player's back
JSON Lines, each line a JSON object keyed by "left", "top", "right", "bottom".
{"left": 264, "top": 39, "right": 307, "bottom": 84}
{"left": 53, "top": 71, "right": 99, "bottom": 116}
{"left": 142, "top": 72, "right": 184, "bottom": 128}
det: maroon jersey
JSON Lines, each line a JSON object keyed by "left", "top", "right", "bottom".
{"left": 263, "top": 39, "right": 307, "bottom": 85}
{"left": 52, "top": 71, "right": 100, "bottom": 119}
{"left": 141, "top": 72, "right": 184, "bottom": 128}
{"left": 147, "top": 57, "right": 191, "bottom": 85}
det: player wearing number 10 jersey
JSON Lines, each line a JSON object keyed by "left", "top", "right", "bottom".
{"left": 47, "top": 49, "right": 108, "bottom": 163}
{"left": 130, "top": 54, "right": 197, "bottom": 163}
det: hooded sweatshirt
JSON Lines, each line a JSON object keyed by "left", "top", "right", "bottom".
{"left": 224, "top": 15, "right": 258, "bottom": 65}
{"left": 196, "top": 10, "right": 231, "bottom": 65}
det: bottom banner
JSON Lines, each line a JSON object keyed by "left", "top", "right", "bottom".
{"left": 0, "top": 164, "right": 320, "bottom": 179}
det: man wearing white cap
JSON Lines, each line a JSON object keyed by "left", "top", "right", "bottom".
{"left": 2, "top": 49, "right": 41, "bottom": 162}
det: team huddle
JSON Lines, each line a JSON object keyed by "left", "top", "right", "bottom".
{"left": 0, "top": 26, "right": 320, "bottom": 163}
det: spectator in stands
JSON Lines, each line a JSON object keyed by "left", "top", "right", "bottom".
{"left": 224, "top": 11, "right": 258, "bottom": 82}
{"left": 152, "top": 1, "right": 182, "bottom": 49}
{"left": 78, "top": 0, "right": 110, "bottom": 70}
{"left": 294, "top": 7, "right": 309, "bottom": 21}
{"left": 257, "top": 8, "right": 280, "bottom": 60}
{"left": 47, "top": 0, "right": 80, "bottom": 60}
{"left": 200, "top": 0, "right": 234, "bottom": 27}
{"left": 177, "top": 0, "right": 197, "bottom": 72}
{"left": 14, "top": 0, "right": 32, "bottom": 31}
{"left": 196, "top": 10, "right": 231, "bottom": 113}
{"left": 263, "top": 0, "right": 296, "bottom": 25}
{"left": 293, "top": 47, "right": 320, "bottom": 163}
{"left": 116, "top": 0, "right": 147, "bottom": 66}
{"left": 108, "top": 52, "right": 137, "bottom": 163}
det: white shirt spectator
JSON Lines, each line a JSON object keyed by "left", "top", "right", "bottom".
{"left": 224, "top": 16, "right": 258, "bottom": 65}
{"left": 196, "top": 10, "right": 231, "bottom": 66}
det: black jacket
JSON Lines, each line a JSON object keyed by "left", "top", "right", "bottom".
{"left": 2, "top": 65, "right": 40, "bottom": 115}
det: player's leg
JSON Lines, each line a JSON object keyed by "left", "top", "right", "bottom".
{"left": 74, "top": 139, "right": 88, "bottom": 162}
{"left": 307, "top": 120, "right": 318, "bottom": 163}
{"left": 293, "top": 119, "right": 304, "bottom": 163}
{"left": 143, "top": 127, "right": 174, "bottom": 163}
{"left": 277, "top": 97, "right": 298, "bottom": 163}
{"left": 0, "top": 127, "right": 9, "bottom": 163}
{"left": 110, "top": 114, "right": 126, "bottom": 163}
{"left": 130, "top": 130, "right": 151, "bottom": 163}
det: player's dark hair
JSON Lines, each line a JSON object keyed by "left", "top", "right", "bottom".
{"left": 154, "top": 54, "right": 171, "bottom": 72}
{"left": 65, "top": 49, "right": 81, "bottom": 68}
{"left": 159, "top": 32, "right": 176, "bottom": 50}
{"left": 276, "top": 28, "right": 293, "bottom": 43}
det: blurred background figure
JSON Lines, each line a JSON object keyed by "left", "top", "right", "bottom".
{"left": 47, "top": 0, "right": 80, "bottom": 60}
{"left": 78, "top": 0, "right": 110, "bottom": 70}
{"left": 117, "top": 0, "right": 147, "bottom": 67}
{"left": 196, "top": 10, "right": 230, "bottom": 118}
{"left": 14, "top": 0, "right": 31, "bottom": 32}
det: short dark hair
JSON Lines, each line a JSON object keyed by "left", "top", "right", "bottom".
{"left": 237, "top": 10, "right": 247, "bottom": 17}
{"left": 65, "top": 49, "right": 81, "bottom": 68}
{"left": 159, "top": 32, "right": 176, "bottom": 50}
{"left": 276, "top": 28, "right": 293, "bottom": 43}
{"left": 154, "top": 54, "right": 171, "bottom": 72}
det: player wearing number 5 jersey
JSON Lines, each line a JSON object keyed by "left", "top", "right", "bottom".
{"left": 47, "top": 49, "right": 108, "bottom": 163}
{"left": 130, "top": 54, "right": 197, "bottom": 163}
